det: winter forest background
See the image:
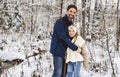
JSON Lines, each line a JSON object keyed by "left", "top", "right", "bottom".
{"left": 0, "top": 0, "right": 120, "bottom": 77}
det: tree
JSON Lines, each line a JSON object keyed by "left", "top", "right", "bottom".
{"left": 116, "top": 0, "right": 120, "bottom": 51}
{"left": 81, "top": 0, "right": 86, "bottom": 39}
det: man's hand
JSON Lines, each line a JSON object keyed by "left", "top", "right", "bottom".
{"left": 76, "top": 47, "right": 81, "bottom": 53}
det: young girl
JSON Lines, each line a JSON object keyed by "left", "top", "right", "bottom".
{"left": 66, "top": 25, "right": 89, "bottom": 77}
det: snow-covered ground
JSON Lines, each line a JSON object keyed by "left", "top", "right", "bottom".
{"left": 0, "top": 32, "right": 120, "bottom": 77}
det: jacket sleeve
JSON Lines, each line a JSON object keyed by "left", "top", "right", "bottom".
{"left": 81, "top": 44, "right": 89, "bottom": 69}
{"left": 54, "top": 20, "right": 78, "bottom": 51}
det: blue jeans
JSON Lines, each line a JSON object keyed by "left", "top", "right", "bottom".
{"left": 52, "top": 56, "right": 64, "bottom": 77}
{"left": 66, "top": 61, "right": 82, "bottom": 77}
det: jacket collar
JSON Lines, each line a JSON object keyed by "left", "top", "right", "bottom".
{"left": 62, "top": 15, "right": 73, "bottom": 26}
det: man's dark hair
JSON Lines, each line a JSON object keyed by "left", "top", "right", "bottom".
{"left": 67, "top": 4, "right": 77, "bottom": 11}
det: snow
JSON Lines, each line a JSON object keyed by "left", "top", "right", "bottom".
{"left": 0, "top": 35, "right": 120, "bottom": 77}
{"left": 0, "top": 51, "right": 25, "bottom": 61}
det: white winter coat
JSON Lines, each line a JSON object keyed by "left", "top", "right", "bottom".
{"left": 66, "top": 36, "right": 89, "bottom": 68}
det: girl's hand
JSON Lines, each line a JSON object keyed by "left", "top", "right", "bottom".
{"left": 76, "top": 47, "right": 81, "bottom": 53}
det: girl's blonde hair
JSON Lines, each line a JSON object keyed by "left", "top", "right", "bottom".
{"left": 68, "top": 25, "right": 79, "bottom": 38}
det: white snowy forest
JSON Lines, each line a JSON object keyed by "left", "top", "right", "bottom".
{"left": 0, "top": 0, "right": 120, "bottom": 77}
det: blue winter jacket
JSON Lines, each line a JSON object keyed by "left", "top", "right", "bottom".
{"left": 50, "top": 15, "right": 78, "bottom": 58}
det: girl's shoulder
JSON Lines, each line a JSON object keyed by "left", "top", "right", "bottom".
{"left": 76, "top": 36, "right": 85, "bottom": 45}
{"left": 77, "top": 36, "right": 85, "bottom": 41}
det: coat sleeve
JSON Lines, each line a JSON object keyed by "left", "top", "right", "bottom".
{"left": 54, "top": 20, "right": 78, "bottom": 51}
{"left": 81, "top": 44, "right": 89, "bottom": 69}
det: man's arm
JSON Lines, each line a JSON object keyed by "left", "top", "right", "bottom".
{"left": 54, "top": 20, "right": 78, "bottom": 51}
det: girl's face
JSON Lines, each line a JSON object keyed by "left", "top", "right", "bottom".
{"left": 68, "top": 28, "right": 76, "bottom": 38}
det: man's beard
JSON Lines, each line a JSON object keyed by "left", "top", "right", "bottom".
{"left": 68, "top": 15, "right": 74, "bottom": 20}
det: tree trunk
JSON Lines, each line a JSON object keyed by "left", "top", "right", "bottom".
{"left": 81, "top": 0, "right": 86, "bottom": 39}
{"left": 103, "top": 1, "right": 116, "bottom": 76}
{"left": 60, "top": 0, "right": 63, "bottom": 17}
{"left": 86, "top": 0, "right": 91, "bottom": 34}
{"left": 116, "top": 0, "right": 120, "bottom": 51}
{"left": 31, "top": 0, "right": 34, "bottom": 34}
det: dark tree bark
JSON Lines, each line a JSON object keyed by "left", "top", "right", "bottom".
{"left": 60, "top": 0, "right": 63, "bottom": 17}
{"left": 116, "top": 0, "right": 120, "bottom": 51}
{"left": 81, "top": 0, "right": 86, "bottom": 39}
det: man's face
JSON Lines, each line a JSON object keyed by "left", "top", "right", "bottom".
{"left": 66, "top": 8, "right": 77, "bottom": 20}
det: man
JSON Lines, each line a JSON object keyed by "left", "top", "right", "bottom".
{"left": 50, "top": 4, "right": 80, "bottom": 77}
